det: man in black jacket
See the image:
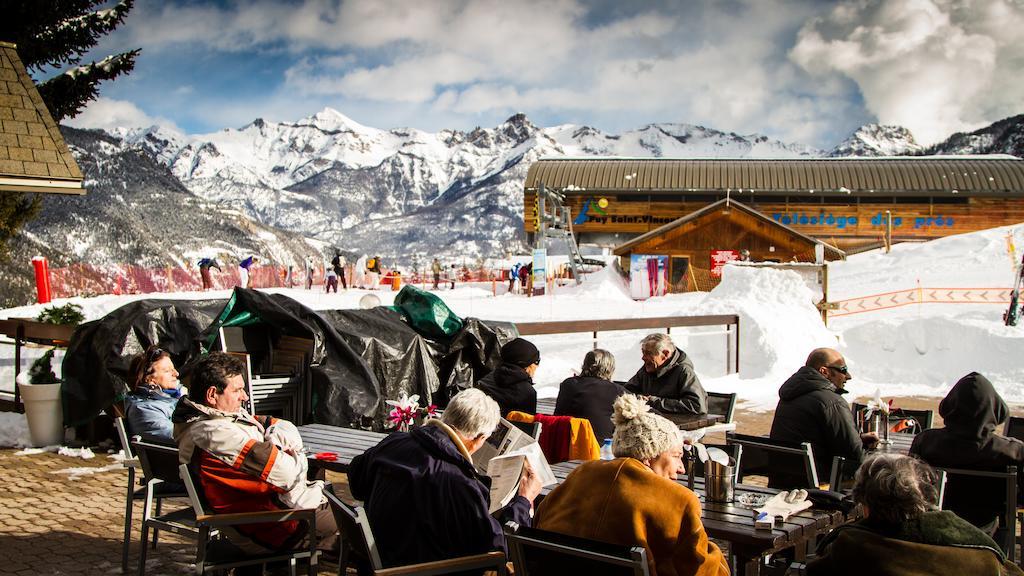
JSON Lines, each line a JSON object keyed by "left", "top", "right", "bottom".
{"left": 625, "top": 333, "right": 707, "bottom": 414}
{"left": 476, "top": 338, "right": 539, "bottom": 417}
{"left": 770, "top": 348, "right": 878, "bottom": 484}
{"left": 349, "top": 389, "right": 541, "bottom": 568}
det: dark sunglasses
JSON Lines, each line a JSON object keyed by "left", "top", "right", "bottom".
{"left": 145, "top": 346, "right": 165, "bottom": 363}
{"left": 826, "top": 365, "right": 849, "bottom": 375}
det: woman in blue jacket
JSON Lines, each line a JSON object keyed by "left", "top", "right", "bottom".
{"left": 125, "top": 346, "right": 183, "bottom": 441}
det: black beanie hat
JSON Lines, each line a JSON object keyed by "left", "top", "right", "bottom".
{"left": 500, "top": 338, "right": 540, "bottom": 368}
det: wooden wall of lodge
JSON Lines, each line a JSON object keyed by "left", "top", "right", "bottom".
{"left": 628, "top": 213, "right": 821, "bottom": 263}
{"left": 524, "top": 194, "right": 1024, "bottom": 248}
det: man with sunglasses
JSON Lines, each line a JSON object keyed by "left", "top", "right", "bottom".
{"left": 770, "top": 348, "right": 879, "bottom": 485}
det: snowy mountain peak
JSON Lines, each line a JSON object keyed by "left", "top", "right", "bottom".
{"left": 924, "top": 114, "right": 1024, "bottom": 158}
{"left": 302, "top": 107, "right": 378, "bottom": 135}
{"left": 828, "top": 124, "right": 923, "bottom": 157}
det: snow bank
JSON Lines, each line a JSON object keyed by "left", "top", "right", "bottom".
{"left": 697, "top": 265, "right": 837, "bottom": 379}
{"left": 549, "top": 265, "right": 633, "bottom": 303}
{"left": 829, "top": 223, "right": 1024, "bottom": 306}
{"left": 0, "top": 412, "right": 30, "bottom": 448}
{"left": 843, "top": 316, "right": 1024, "bottom": 402}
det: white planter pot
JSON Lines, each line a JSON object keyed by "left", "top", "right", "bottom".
{"left": 20, "top": 382, "right": 64, "bottom": 447}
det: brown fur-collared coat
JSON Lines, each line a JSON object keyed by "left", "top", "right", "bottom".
{"left": 536, "top": 458, "right": 729, "bottom": 576}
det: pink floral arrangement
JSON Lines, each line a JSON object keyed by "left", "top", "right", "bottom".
{"left": 386, "top": 393, "right": 437, "bottom": 431}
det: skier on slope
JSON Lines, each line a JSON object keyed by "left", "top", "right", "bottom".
{"left": 197, "top": 257, "right": 221, "bottom": 291}
{"left": 238, "top": 255, "right": 257, "bottom": 289}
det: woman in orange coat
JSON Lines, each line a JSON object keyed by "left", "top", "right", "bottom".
{"left": 536, "top": 394, "right": 729, "bottom": 576}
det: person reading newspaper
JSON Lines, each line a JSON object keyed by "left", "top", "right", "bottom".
{"left": 348, "top": 389, "right": 544, "bottom": 568}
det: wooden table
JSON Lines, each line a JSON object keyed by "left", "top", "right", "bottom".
{"left": 535, "top": 397, "right": 725, "bottom": 431}
{"left": 871, "top": 433, "right": 914, "bottom": 455}
{"left": 300, "top": 422, "right": 844, "bottom": 575}
{"left": 298, "top": 423, "right": 386, "bottom": 473}
{"left": 547, "top": 460, "right": 846, "bottom": 576}
{"left": 0, "top": 318, "right": 76, "bottom": 412}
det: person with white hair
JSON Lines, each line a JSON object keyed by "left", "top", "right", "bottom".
{"left": 807, "top": 453, "right": 1022, "bottom": 575}
{"left": 626, "top": 333, "right": 708, "bottom": 414}
{"left": 536, "top": 394, "right": 729, "bottom": 576}
{"left": 348, "top": 388, "right": 543, "bottom": 568}
{"left": 554, "top": 348, "right": 625, "bottom": 441}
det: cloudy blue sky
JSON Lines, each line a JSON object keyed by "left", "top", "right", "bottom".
{"left": 62, "top": 0, "right": 1024, "bottom": 149}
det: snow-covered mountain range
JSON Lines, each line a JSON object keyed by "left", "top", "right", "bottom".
{"left": 1, "top": 110, "right": 1019, "bottom": 306}
{"left": 111, "top": 109, "right": 824, "bottom": 261}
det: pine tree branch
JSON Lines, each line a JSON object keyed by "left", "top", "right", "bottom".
{"left": 38, "top": 49, "right": 141, "bottom": 121}
{"left": 0, "top": 192, "right": 43, "bottom": 262}
{"left": 5, "top": 0, "right": 134, "bottom": 70}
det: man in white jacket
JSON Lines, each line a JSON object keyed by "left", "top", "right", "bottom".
{"left": 173, "top": 352, "right": 336, "bottom": 552}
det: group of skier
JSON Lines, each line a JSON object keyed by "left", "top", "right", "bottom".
{"left": 196, "top": 256, "right": 257, "bottom": 291}
{"left": 195, "top": 254, "right": 543, "bottom": 295}
{"left": 508, "top": 261, "right": 533, "bottom": 294}
{"left": 430, "top": 257, "right": 460, "bottom": 290}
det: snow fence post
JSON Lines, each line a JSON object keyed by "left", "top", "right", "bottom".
{"left": 31, "top": 257, "right": 52, "bottom": 304}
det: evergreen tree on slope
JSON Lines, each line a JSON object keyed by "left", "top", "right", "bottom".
{"left": 0, "top": 0, "right": 139, "bottom": 259}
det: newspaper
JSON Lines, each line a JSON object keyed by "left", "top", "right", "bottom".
{"left": 471, "top": 417, "right": 535, "bottom": 474}
{"left": 471, "top": 418, "right": 556, "bottom": 514}
{"left": 486, "top": 442, "right": 557, "bottom": 513}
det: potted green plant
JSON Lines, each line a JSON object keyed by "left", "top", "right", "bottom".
{"left": 18, "top": 348, "right": 64, "bottom": 446}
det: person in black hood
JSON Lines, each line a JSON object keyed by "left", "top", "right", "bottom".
{"left": 554, "top": 349, "right": 625, "bottom": 441}
{"left": 625, "top": 333, "right": 707, "bottom": 414}
{"left": 770, "top": 348, "right": 878, "bottom": 486}
{"left": 910, "top": 372, "right": 1024, "bottom": 520}
{"left": 476, "top": 337, "right": 539, "bottom": 417}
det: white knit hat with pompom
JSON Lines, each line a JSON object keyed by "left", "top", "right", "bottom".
{"left": 611, "top": 394, "right": 681, "bottom": 461}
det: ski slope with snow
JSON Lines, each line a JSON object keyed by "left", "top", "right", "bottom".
{"left": 2, "top": 223, "right": 1023, "bottom": 415}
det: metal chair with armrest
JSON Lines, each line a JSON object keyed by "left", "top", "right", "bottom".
{"left": 851, "top": 402, "right": 933, "bottom": 434}
{"left": 323, "top": 486, "right": 507, "bottom": 575}
{"left": 828, "top": 454, "right": 947, "bottom": 501}
{"left": 116, "top": 417, "right": 189, "bottom": 574}
{"left": 175, "top": 463, "right": 319, "bottom": 576}
{"left": 706, "top": 392, "right": 737, "bottom": 423}
{"left": 726, "top": 432, "right": 819, "bottom": 489}
{"left": 503, "top": 521, "right": 650, "bottom": 576}
{"left": 132, "top": 438, "right": 200, "bottom": 576}
{"left": 936, "top": 465, "right": 1017, "bottom": 564}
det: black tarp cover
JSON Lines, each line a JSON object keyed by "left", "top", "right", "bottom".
{"left": 61, "top": 298, "right": 225, "bottom": 427}
{"left": 61, "top": 288, "right": 517, "bottom": 429}
{"left": 197, "top": 289, "right": 379, "bottom": 427}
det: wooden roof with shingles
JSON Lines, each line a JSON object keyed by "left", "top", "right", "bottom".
{"left": 525, "top": 157, "right": 1024, "bottom": 198}
{"left": 0, "top": 42, "right": 84, "bottom": 194}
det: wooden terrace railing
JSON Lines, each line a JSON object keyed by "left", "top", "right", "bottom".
{"left": 515, "top": 314, "right": 740, "bottom": 374}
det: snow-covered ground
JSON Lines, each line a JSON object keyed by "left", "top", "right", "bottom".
{"left": 2, "top": 223, "right": 1023, "bottom": 433}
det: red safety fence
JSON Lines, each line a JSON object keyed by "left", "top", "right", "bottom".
{"left": 47, "top": 263, "right": 292, "bottom": 299}
{"left": 41, "top": 261, "right": 580, "bottom": 299}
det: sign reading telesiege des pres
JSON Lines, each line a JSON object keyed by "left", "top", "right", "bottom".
{"left": 771, "top": 212, "right": 956, "bottom": 230}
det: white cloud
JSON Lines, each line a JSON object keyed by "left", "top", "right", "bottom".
{"left": 64, "top": 97, "right": 183, "bottom": 133}
{"left": 97, "top": 0, "right": 1021, "bottom": 148}
{"left": 790, "top": 0, "right": 1024, "bottom": 144}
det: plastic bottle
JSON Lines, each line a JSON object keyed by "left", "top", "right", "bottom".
{"left": 600, "top": 438, "right": 614, "bottom": 460}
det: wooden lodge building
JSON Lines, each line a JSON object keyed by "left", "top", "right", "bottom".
{"left": 523, "top": 157, "right": 1024, "bottom": 291}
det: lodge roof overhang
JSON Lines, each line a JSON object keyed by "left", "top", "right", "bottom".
{"left": 524, "top": 157, "right": 1024, "bottom": 199}
{"left": 0, "top": 41, "right": 86, "bottom": 196}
